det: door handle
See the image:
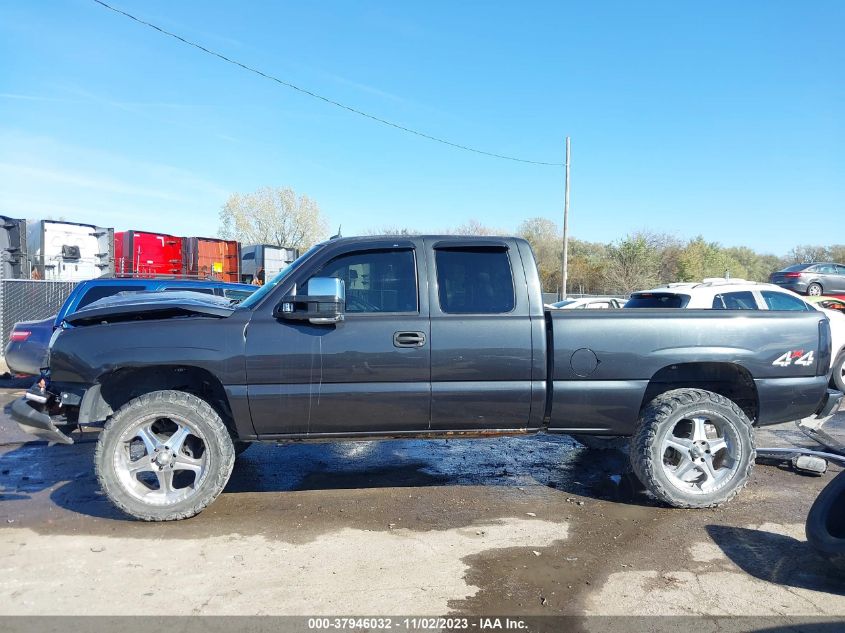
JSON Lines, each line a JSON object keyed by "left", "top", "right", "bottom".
{"left": 393, "top": 331, "right": 426, "bottom": 348}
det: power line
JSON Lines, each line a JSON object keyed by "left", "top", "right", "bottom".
{"left": 91, "top": 0, "right": 564, "bottom": 167}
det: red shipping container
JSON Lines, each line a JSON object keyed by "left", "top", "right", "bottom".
{"left": 114, "top": 230, "right": 184, "bottom": 277}
{"left": 183, "top": 237, "right": 240, "bottom": 282}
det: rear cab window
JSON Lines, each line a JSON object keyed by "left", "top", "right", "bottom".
{"left": 435, "top": 247, "right": 515, "bottom": 314}
{"left": 624, "top": 293, "right": 689, "bottom": 308}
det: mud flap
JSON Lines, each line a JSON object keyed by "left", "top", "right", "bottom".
{"left": 10, "top": 397, "right": 74, "bottom": 445}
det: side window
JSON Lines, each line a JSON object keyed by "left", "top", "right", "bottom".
{"left": 316, "top": 249, "right": 417, "bottom": 313}
{"left": 586, "top": 301, "right": 610, "bottom": 309}
{"left": 836, "top": 265, "right": 845, "bottom": 276}
{"left": 435, "top": 248, "right": 515, "bottom": 314}
{"left": 712, "top": 291, "right": 757, "bottom": 310}
{"left": 761, "top": 291, "right": 810, "bottom": 311}
{"left": 76, "top": 285, "right": 143, "bottom": 309}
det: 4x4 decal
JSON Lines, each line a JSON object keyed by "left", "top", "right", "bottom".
{"left": 772, "top": 350, "right": 815, "bottom": 368}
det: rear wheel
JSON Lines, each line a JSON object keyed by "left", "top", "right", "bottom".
{"left": 807, "top": 283, "right": 823, "bottom": 296}
{"left": 630, "top": 388, "right": 755, "bottom": 508}
{"left": 831, "top": 352, "right": 845, "bottom": 393}
{"left": 95, "top": 390, "right": 235, "bottom": 521}
{"left": 806, "top": 471, "right": 845, "bottom": 571}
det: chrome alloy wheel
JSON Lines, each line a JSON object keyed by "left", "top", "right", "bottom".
{"left": 114, "top": 414, "right": 210, "bottom": 506}
{"left": 660, "top": 414, "right": 742, "bottom": 495}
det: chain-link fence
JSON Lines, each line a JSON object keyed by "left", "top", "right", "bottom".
{"left": 0, "top": 279, "right": 78, "bottom": 349}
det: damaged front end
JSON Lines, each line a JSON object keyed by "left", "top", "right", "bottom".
{"left": 11, "top": 380, "right": 77, "bottom": 445}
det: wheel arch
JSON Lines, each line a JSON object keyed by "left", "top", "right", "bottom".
{"left": 641, "top": 362, "right": 759, "bottom": 423}
{"left": 80, "top": 365, "right": 241, "bottom": 438}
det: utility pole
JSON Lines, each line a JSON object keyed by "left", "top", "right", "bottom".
{"left": 561, "top": 136, "right": 571, "bottom": 299}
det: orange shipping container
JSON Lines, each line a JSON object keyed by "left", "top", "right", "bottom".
{"left": 183, "top": 237, "right": 240, "bottom": 282}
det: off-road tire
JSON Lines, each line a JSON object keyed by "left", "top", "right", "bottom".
{"left": 831, "top": 352, "right": 845, "bottom": 393}
{"left": 571, "top": 434, "right": 630, "bottom": 452}
{"left": 806, "top": 470, "right": 845, "bottom": 571}
{"left": 95, "top": 390, "right": 235, "bottom": 521}
{"left": 630, "top": 388, "right": 755, "bottom": 508}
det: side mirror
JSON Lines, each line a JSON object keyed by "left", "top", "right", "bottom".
{"left": 274, "top": 277, "right": 345, "bottom": 325}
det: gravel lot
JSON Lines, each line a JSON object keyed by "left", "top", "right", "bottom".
{"left": 0, "top": 378, "right": 843, "bottom": 621}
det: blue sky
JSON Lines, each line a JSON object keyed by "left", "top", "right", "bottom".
{"left": 1, "top": 0, "right": 842, "bottom": 254}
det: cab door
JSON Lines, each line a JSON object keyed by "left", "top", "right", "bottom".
{"left": 425, "top": 239, "right": 534, "bottom": 430}
{"left": 245, "top": 242, "right": 431, "bottom": 436}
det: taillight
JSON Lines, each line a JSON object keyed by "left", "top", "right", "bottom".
{"left": 9, "top": 330, "right": 31, "bottom": 342}
{"left": 818, "top": 319, "right": 832, "bottom": 375}
{"left": 785, "top": 272, "right": 802, "bottom": 278}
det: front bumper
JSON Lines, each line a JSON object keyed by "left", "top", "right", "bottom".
{"left": 10, "top": 395, "right": 74, "bottom": 445}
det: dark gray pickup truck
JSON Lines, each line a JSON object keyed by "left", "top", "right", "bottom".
{"left": 12, "top": 235, "right": 842, "bottom": 520}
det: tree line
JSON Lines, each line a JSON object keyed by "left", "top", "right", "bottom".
{"left": 219, "top": 186, "right": 844, "bottom": 296}
{"left": 369, "top": 217, "right": 845, "bottom": 296}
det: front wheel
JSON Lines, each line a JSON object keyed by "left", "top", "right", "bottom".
{"left": 630, "top": 388, "right": 755, "bottom": 508}
{"left": 95, "top": 390, "right": 235, "bottom": 521}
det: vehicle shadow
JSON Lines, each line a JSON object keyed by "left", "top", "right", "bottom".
{"left": 0, "top": 439, "right": 124, "bottom": 521}
{"left": 706, "top": 524, "right": 845, "bottom": 596}
{"left": 224, "top": 435, "right": 647, "bottom": 501}
{"left": 0, "top": 434, "right": 653, "bottom": 523}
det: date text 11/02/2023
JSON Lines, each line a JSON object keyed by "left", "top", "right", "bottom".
{"left": 306, "top": 617, "right": 528, "bottom": 630}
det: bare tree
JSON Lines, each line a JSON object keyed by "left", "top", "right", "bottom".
{"left": 365, "top": 226, "right": 421, "bottom": 236}
{"left": 787, "top": 244, "right": 833, "bottom": 264}
{"left": 218, "top": 186, "right": 328, "bottom": 249}
{"left": 448, "top": 219, "right": 503, "bottom": 236}
{"left": 518, "top": 217, "right": 562, "bottom": 293}
{"left": 603, "top": 233, "right": 661, "bottom": 295}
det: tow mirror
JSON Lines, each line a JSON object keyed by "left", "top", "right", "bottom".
{"left": 274, "top": 277, "right": 345, "bottom": 325}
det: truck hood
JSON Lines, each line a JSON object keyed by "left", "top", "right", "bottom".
{"left": 64, "top": 291, "right": 236, "bottom": 325}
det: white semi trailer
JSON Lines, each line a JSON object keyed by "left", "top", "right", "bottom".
{"left": 28, "top": 220, "right": 114, "bottom": 281}
{"left": 240, "top": 244, "right": 298, "bottom": 284}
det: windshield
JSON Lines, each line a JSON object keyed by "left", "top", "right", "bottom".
{"left": 237, "top": 244, "right": 321, "bottom": 309}
{"left": 551, "top": 300, "right": 576, "bottom": 308}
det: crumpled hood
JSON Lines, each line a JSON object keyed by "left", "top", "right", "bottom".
{"left": 64, "top": 291, "right": 236, "bottom": 325}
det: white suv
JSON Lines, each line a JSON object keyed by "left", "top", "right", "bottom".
{"left": 625, "top": 278, "right": 845, "bottom": 391}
